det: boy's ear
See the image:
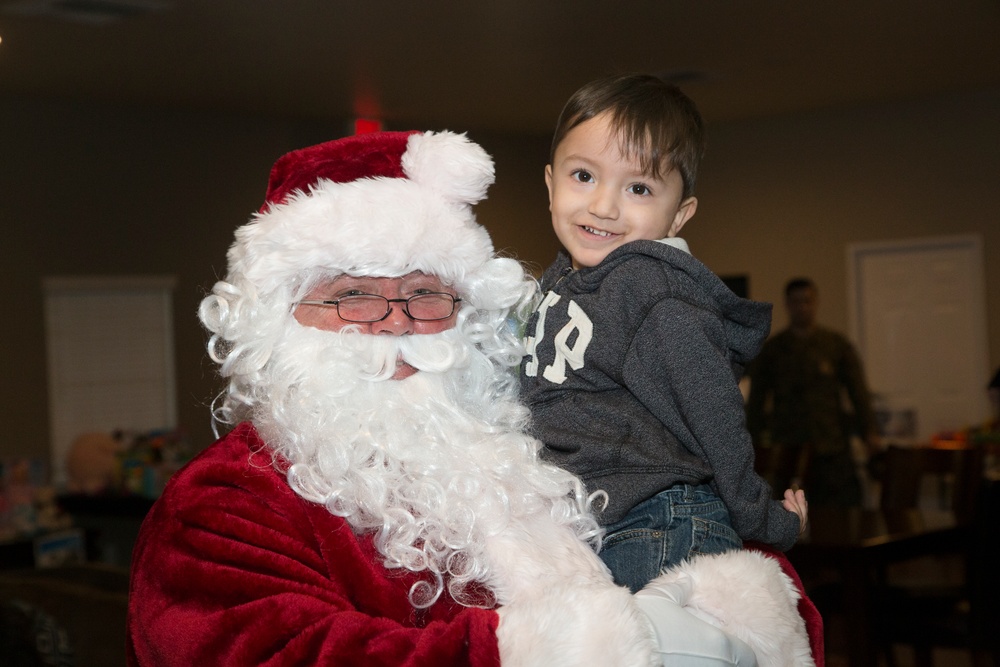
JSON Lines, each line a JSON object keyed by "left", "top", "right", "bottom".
{"left": 544, "top": 164, "right": 554, "bottom": 208}
{"left": 668, "top": 196, "right": 698, "bottom": 237}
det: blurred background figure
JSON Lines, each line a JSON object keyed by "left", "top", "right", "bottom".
{"left": 746, "top": 277, "right": 880, "bottom": 507}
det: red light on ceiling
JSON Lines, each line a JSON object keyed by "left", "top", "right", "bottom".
{"left": 354, "top": 118, "right": 383, "bottom": 135}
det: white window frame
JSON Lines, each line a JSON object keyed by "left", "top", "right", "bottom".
{"left": 43, "top": 275, "right": 177, "bottom": 486}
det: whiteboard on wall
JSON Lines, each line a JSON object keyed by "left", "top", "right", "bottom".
{"left": 43, "top": 276, "right": 177, "bottom": 486}
{"left": 847, "top": 235, "right": 990, "bottom": 441}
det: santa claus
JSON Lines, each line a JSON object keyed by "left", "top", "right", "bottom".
{"left": 127, "top": 130, "right": 822, "bottom": 666}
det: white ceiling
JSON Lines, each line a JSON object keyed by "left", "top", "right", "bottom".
{"left": 2, "top": 0, "right": 999, "bottom": 134}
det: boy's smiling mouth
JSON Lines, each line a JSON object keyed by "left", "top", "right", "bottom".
{"left": 581, "top": 225, "right": 616, "bottom": 238}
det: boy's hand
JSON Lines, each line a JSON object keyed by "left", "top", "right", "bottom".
{"left": 782, "top": 488, "right": 808, "bottom": 537}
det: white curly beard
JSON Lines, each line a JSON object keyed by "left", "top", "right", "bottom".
{"left": 250, "top": 321, "right": 595, "bottom": 608}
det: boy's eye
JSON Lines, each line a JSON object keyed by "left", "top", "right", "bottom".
{"left": 571, "top": 169, "right": 594, "bottom": 184}
{"left": 628, "top": 183, "right": 651, "bottom": 196}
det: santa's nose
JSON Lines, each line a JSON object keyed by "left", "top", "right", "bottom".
{"left": 371, "top": 304, "right": 414, "bottom": 335}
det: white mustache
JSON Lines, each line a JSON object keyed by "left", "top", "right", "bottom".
{"left": 398, "top": 329, "right": 469, "bottom": 374}
{"left": 340, "top": 328, "right": 470, "bottom": 381}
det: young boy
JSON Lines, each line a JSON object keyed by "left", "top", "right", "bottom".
{"left": 521, "top": 74, "right": 807, "bottom": 593}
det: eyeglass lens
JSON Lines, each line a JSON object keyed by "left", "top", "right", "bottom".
{"left": 338, "top": 293, "right": 455, "bottom": 322}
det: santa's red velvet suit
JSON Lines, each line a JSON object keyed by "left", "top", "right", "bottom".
{"left": 128, "top": 424, "right": 503, "bottom": 666}
{"left": 127, "top": 424, "right": 823, "bottom": 666}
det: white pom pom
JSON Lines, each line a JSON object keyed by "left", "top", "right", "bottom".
{"left": 402, "top": 131, "right": 495, "bottom": 205}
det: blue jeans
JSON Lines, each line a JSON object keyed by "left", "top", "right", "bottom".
{"left": 599, "top": 485, "right": 742, "bottom": 593}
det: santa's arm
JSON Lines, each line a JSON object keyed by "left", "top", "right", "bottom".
{"left": 497, "top": 581, "right": 760, "bottom": 667}
{"left": 485, "top": 513, "right": 759, "bottom": 666}
{"left": 128, "top": 452, "right": 738, "bottom": 667}
{"left": 643, "top": 547, "right": 821, "bottom": 667}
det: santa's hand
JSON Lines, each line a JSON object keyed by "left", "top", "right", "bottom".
{"left": 634, "top": 579, "right": 758, "bottom": 666}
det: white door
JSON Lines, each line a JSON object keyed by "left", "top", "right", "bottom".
{"left": 847, "top": 235, "right": 990, "bottom": 442}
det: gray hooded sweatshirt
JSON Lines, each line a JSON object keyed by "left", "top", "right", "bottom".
{"left": 521, "top": 239, "right": 799, "bottom": 551}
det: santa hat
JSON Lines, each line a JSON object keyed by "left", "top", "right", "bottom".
{"left": 226, "top": 130, "right": 496, "bottom": 295}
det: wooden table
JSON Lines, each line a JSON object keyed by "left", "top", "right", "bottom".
{"left": 788, "top": 507, "right": 967, "bottom": 667}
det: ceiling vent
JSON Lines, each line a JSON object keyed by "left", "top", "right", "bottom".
{"left": 2, "top": 0, "right": 169, "bottom": 25}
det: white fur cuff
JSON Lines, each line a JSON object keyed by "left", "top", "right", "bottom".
{"left": 645, "top": 550, "right": 814, "bottom": 667}
{"left": 496, "top": 582, "right": 657, "bottom": 667}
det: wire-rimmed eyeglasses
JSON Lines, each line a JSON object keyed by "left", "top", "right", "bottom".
{"left": 294, "top": 292, "right": 461, "bottom": 323}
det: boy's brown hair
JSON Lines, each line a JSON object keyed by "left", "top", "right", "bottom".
{"left": 550, "top": 74, "right": 706, "bottom": 199}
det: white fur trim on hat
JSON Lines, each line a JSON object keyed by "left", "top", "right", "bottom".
{"left": 226, "top": 131, "right": 496, "bottom": 296}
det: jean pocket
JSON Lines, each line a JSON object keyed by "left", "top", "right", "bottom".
{"left": 600, "top": 528, "right": 667, "bottom": 593}
{"left": 689, "top": 516, "right": 742, "bottom": 556}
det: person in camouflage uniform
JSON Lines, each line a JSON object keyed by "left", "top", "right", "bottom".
{"left": 746, "top": 278, "right": 880, "bottom": 507}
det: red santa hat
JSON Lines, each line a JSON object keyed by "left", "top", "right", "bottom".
{"left": 226, "top": 130, "right": 497, "bottom": 295}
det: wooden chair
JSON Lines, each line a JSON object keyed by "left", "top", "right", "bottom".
{"left": 874, "top": 445, "right": 997, "bottom": 667}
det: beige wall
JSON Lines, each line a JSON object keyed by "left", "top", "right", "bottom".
{"left": 687, "top": 89, "right": 1000, "bottom": 355}
{"left": 3, "top": 99, "right": 306, "bottom": 460}
{"left": 2, "top": 88, "right": 997, "bottom": 464}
